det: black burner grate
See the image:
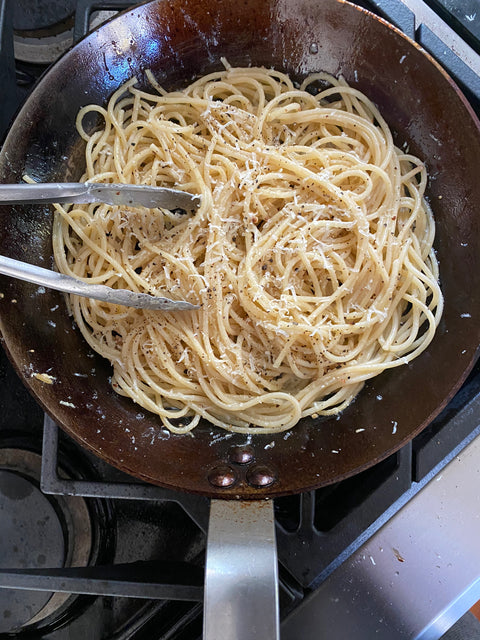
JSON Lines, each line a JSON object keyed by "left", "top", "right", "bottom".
{"left": 41, "top": 415, "right": 210, "bottom": 534}
{"left": 72, "top": 0, "right": 133, "bottom": 42}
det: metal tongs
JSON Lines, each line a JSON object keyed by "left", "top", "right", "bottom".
{"left": 0, "top": 181, "right": 202, "bottom": 211}
{"left": 0, "top": 182, "right": 202, "bottom": 311}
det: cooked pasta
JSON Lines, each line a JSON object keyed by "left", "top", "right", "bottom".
{"left": 52, "top": 64, "right": 443, "bottom": 434}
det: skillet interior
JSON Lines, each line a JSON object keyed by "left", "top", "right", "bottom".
{"left": 0, "top": 0, "right": 479, "bottom": 499}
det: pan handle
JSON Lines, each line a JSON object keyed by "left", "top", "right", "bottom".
{"left": 204, "top": 499, "right": 279, "bottom": 640}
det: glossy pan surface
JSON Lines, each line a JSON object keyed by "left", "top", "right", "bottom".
{"left": 0, "top": 0, "right": 479, "bottom": 498}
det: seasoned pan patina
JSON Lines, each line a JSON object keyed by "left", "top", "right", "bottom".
{"left": 0, "top": 0, "right": 479, "bottom": 498}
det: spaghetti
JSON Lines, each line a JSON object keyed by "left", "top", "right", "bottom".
{"left": 52, "top": 65, "right": 443, "bottom": 434}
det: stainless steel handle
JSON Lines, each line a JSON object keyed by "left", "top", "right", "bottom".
{"left": 204, "top": 500, "right": 279, "bottom": 640}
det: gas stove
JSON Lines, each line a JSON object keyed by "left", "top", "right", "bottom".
{"left": 1, "top": 1, "right": 480, "bottom": 639}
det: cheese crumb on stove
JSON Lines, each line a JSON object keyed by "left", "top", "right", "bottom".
{"left": 33, "top": 372, "right": 56, "bottom": 384}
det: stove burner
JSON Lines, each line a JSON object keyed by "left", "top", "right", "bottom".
{"left": 0, "top": 469, "right": 65, "bottom": 632}
{"left": 13, "top": 10, "right": 117, "bottom": 64}
{"left": 13, "top": 0, "right": 76, "bottom": 32}
{"left": 0, "top": 447, "right": 104, "bottom": 634}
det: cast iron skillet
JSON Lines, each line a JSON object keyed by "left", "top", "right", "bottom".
{"left": 0, "top": 0, "right": 479, "bottom": 500}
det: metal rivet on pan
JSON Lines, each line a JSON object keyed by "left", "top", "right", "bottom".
{"left": 207, "top": 465, "right": 238, "bottom": 488}
{"left": 246, "top": 465, "right": 277, "bottom": 488}
{"left": 228, "top": 444, "right": 255, "bottom": 465}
